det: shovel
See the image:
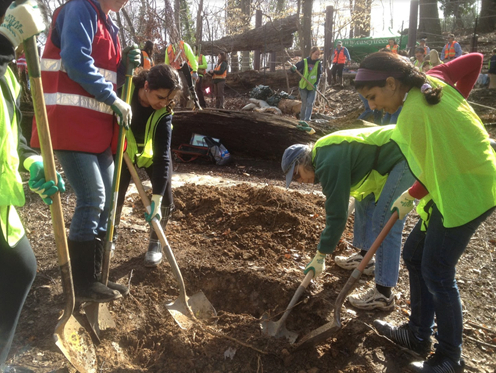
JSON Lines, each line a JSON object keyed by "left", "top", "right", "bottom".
{"left": 84, "top": 59, "right": 135, "bottom": 341}
{"left": 20, "top": 5, "right": 97, "bottom": 371}
{"left": 261, "top": 198, "right": 356, "bottom": 343}
{"left": 123, "top": 153, "right": 216, "bottom": 329}
{"left": 296, "top": 211, "right": 399, "bottom": 349}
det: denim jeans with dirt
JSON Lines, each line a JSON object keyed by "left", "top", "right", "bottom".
{"left": 299, "top": 88, "right": 316, "bottom": 121}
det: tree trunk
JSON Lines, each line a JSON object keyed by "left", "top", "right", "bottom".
{"left": 479, "top": 0, "right": 496, "bottom": 32}
{"left": 174, "top": 0, "right": 181, "bottom": 39}
{"left": 199, "top": 15, "right": 298, "bottom": 55}
{"left": 300, "top": 0, "right": 313, "bottom": 57}
{"left": 120, "top": 8, "right": 138, "bottom": 45}
{"left": 203, "top": 69, "right": 300, "bottom": 91}
{"left": 418, "top": 0, "right": 442, "bottom": 41}
{"left": 196, "top": 0, "right": 204, "bottom": 48}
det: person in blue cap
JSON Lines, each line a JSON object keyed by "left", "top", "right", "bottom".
{"left": 281, "top": 126, "right": 415, "bottom": 311}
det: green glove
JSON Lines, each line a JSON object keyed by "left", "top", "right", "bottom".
{"left": 0, "top": 0, "right": 45, "bottom": 48}
{"left": 110, "top": 97, "right": 132, "bottom": 129}
{"left": 145, "top": 194, "right": 163, "bottom": 223}
{"left": 391, "top": 189, "right": 415, "bottom": 219}
{"left": 122, "top": 44, "right": 141, "bottom": 74}
{"left": 24, "top": 156, "right": 65, "bottom": 205}
{"left": 313, "top": 83, "right": 317, "bottom": 90}
{"left": 290, "top": 66, "right": 296, "bottom": 72}
{"left": 304, "top": 251, "right": 327, "bottom": 277}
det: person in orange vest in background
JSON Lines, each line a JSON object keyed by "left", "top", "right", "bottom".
{"left": 329, "top": 40, "right": 350, "bottom": 87}
{"left": 208, "top": 52, "right": 228, "bottom": 109}
{"left": 141, "top": 40, "right": 154, "bottom": 70}
{"left": 195, "top": 48, "right": 207, "bottom": 108}
{"left": 441, "top": 34, "right": 462, "bottom": 62}
{"left": 164, "top": 40, "right": 200, "bottom": 109}
{"left": 419, "top": 38, "right": 430, "bottom": 56}
{"left": 386, "top": 38, "right": 399, "bottom": 54}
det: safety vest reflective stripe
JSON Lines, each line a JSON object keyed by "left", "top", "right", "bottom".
{"left": 445, "top": 42, "right": 456, "bottom": 58}
{"left": 40, "top": 58, "right": 117, "bottom": 84}
{"left": 44, "top": 92, "right": 113, "bottom": 114}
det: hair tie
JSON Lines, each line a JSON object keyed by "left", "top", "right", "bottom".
{"left": 421, "top": 83, "right": 432, "bottom": 93}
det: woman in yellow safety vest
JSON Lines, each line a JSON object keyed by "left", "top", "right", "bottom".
{"left": 116, "top": 64, "right": 181, "bottom": 267}
{"left": 209, "top": 52, "right": 228, "bottom": 109}
{"left": 0, "top": 1, "right": 64, "bottom": 368}
{"left": 355, "top": 52, "right": 496, "bottom": 373}
{"left": 291, "top": 46, "right": 322, "bottom": 122}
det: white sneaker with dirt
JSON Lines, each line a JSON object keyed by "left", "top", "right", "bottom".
{"left": 348, "top": 287, "right": 395, "bottom": 311}
{"left": 334, "top": 253, "right": 375, "bottom": 276}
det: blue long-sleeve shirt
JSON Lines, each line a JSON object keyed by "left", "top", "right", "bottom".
{"left": 50, "top": 0, "right": 125, "bottom": 106}
{"left": 441, "top": 42, "right": 462, "bottom": 60}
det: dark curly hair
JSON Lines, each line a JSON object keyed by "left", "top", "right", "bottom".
{"left": 355, "top": 52, "right": 442, "bottom": 105}
{"left": 133, "top": 63, "right": 182, "bottom": 92}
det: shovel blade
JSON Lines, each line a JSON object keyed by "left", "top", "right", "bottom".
{"left": 166, "top": 291, "right": 217, "bottom": 329}
{"left": 260, "top": 313, "right": 299, "bottom": 344}
{"left": 295, "top": 318, "right": 341, "bottom": 350}
{"left": 84, "top": 302, "right": 116, "bottom": 341}
{"left": 54, "top": 315, "right": 98, "bottom": 373}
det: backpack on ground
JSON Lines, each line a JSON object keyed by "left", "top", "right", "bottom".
{"left": 203, "top": 136, "right": 231, "bottom": 166}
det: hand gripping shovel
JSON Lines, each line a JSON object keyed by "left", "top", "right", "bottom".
{"left": 84, "top": 61, "right": 135, "bottom": 341}
{"left": 20, "top": 5, "right": 97, "bottom": 371}
{"left": 296, "top": 212, "right": 399, "bottom": 349}
{"left": 123, "top": 153, "right": 216, "bottom": 329}
{"left": 261, "top": 198, "right": 356, "bottom": 343}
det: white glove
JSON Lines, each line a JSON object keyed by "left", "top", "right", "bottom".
{"left": 304, "top": 251, "right": 327, "bottom": 277}
{"left": 391, "top": 189, "right": 415, "bottom": 220}
{"left": 145, "top": 194, "right": 163, "bottom": 223}
{"left": 0, "top": 0, "right": 45, "bottom": 48}
{"left": 110, "top": 97, "right": 132, "bottom": 129}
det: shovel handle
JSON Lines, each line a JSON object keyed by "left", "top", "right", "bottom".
{"left": 285, "top": 60, "right": 330, "bottom": 105}
{"left": 19, "top": 10, "right": 75, "bottom": 318}
{"left": 123, "top": 153, "right": 190, "bottom": 303}
{"left": 276, "top": 271, "right": 313, "bottom": 326}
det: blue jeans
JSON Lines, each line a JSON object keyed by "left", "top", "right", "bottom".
{"left": 353, "top": 160, "right": 415, "bottom": 287}
{"left": 403, "top": 204, "right": 494, "bottom": 361}
{"left": 299, "top": 88, "right": 316, "bottom": 121}
{"left": 358, "top": 94, "right": 383, "bottom": 124}
{"left": 56, "top": 148, "right": 114, "bottom": 241}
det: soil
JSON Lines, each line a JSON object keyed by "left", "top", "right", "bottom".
{"left": 7, "top": 52, "right": 496, "bottom": 373}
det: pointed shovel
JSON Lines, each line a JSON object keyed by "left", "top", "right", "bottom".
{"left": 296, "top": 212, "right": 399, "bottom": 349}
{"left": 20, "top": 6, "right": 97, "bottom": 370}
{"left": 123, "top": 153, "right": 216, "bottom": 329}
{"left": 84, "top": 57, "right": 135, "bottom": 341}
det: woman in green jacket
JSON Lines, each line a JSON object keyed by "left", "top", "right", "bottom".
{"left": 116, "top": 64, "right": 181, "bottom": 267}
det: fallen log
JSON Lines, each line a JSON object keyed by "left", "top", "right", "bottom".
{"left": 203, "top": 69, "right": 300, "bottom": 92}
{"left": 171, "top": 109, "right": 319, "bottom": 160}
{"left": 199, "top": 15, "right": 298, "bottom": 55}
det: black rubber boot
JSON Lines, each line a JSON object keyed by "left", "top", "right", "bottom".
{"left": 68, "top": 239, "right": 121, "bottom": 303}
{"left": 94, "top": 233, "right": 129, "bottom": 296}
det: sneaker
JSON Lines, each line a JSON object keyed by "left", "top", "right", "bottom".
{"left": 373, "top": 320, "right": 431, "bottom": 356}
{"left": 409, "top": 353, "right": 465, "bottom": 373}
{"left": 348, "top": 287, "right": 395, "bottom": 311}
{"left": 335, "top": 253, "right": 375, "bottom": 276}
{"left": 144, "top": 239, "right": 163, "bottom": 267}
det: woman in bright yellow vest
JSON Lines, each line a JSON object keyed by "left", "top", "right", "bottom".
{"left": 290, "top": 46, "right": 322, "bottom": 123}
{"left": 116, "top": 64, "right": 181, "bottom": 267}
{"left": 355, "top": 52, "right": 496, "bottom": 372}
{"left": 282, "top": 125, "right": 415, "bottom": 312}
{"left": 0, "top": 1, "right": 65, "bottom": 368}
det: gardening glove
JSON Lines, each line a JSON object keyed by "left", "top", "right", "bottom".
{"left": 122, "top": 45, "right": 141, "bottom": 73}
{"left": 391, "top": 189, "right": 415, "bottom": 220}
{"left": 304, "top": 251, "right": 327, "bottom": 277}
{"left": 24, "top": 155, "right": 65, "bottom": 205}
{"left": 290, "top": 65, "right": 296, "bottom": 72}
{"left": 191, "top": 72, "right": 198, "bottom": 82}
{"left": 145, "top": 194, "right": 163, "bottom": 223}
{"left": 0, "top": 0, "right": 45, "bottom": 49}
{"left": 313, "top": 83, "right": 317, "bottom": 90}
{"left": 111, "top": 97, "right": 132, "bottom": 129}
